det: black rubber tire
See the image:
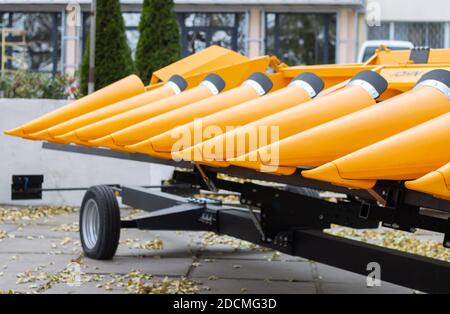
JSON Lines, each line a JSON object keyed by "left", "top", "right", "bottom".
{"left": 80, "top": 185, "right": 121, "bottom": 260}
{"left": 284, "top": 185, "right": 321, "bottom": 199}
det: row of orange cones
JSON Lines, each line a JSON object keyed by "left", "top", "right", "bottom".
{"left": 4, "top": 49, "right": 450, "bottom": 201}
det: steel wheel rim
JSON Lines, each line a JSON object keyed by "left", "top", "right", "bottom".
{"left": 82, "top": 199, "right": 100, "bottom": 249}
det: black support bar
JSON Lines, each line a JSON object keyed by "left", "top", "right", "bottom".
{"left": 130, "top": 203, "right": 207, "bottom": 231}
{"left": 291, "top": 230, "right": 450, "bottom": 294}
{"left": 121, "top": 186, "right": 186, "bottom": 213}
{"left": 41, "top": 142, "right": 450, "bottom": 213}
{"left": 117, "top": 183, "right": 450, "bottom": 293}
{"left": 215, "top": 209, "right": 450, "bottom": 294}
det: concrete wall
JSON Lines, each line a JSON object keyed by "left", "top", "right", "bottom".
{"left": 369, "top": 0, "right": 450, "bottom": 22}
{"left": 0, "top": 99, "right": 174, "bottom": 207}
{"left": 248, "top": 7, "right": 262, "bottom": 57}
{"left": 337, "top": 8, "right": 358, "bottom": 63}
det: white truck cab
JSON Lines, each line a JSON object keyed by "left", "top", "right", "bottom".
{"left": 357, "top": 40, "right": 414, "bottom": 63}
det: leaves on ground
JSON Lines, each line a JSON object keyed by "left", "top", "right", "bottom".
{"left": 0, "top": 206, "right": 77, "bottom": 223}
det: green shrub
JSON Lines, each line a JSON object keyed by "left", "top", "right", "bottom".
{"left": 0, "top": 70, "right": 76, "bottom": 99}
{"left": 135, "top": 0, "right": 181, "bottom": 83}
{"left": 80, "top": 0, "right": 135, "bottom": 95}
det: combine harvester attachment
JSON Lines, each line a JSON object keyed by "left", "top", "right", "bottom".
{"left": 33, "top": 74, "right": 189, "bottom": 143}
{"left": 230, "top": 69, "right": 450, "bottom": 174}
{"left": 5, "top": 46, "right": 273, "bottom": 143}
{"left": 56, "top": 73, "right": 227, "bottom": 146}
{"left": 130, "top": 72, "right": 324, "bottom": 159}
{"left": 406, "top": 163, "right": 450, "bottom": 201}
{"left": 199, "top": 70, "right": 388, "bottom": 171}
{"left": 89, "top": 72, "right": 278, "bottom": 151}
{"left": 5, "top": 75, "right": 145, "bottom": 140}
{"left": 303, "top": 111, "right": 450, "bottom": 189}
{"left": 6, "top": 47, "right": 450, "bottom": 293}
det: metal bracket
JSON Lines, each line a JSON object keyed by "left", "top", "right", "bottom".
{"left": 444, "top": 219, "right": 450, "bottom": 249}
{"left": 198, "top": 207, "right": 219, "bottom": 230}
{"left": 246, "top": 205, "right": 266, "bottom": 241}
{"left": 273, "top": 231, "right": 295, "bottom": 254}
{"left": 161, "top": 182, "right": 200, "bottom": 196}
{"left": 11, "top": 175, "right": 44, "bottom": 200}
{"left": 193, "top": 163, "right": 217, "bottom": 192}
{"left": 383, "top": 189, "right": 420, "bottom": 232}
{"left": 129, "top": 203, "right": 206, "bottom": 231}
{"left": 409, "top": 46, "right": 430, "bottom": 64}
{"left": 188, "top": 197, "right": 222, "bottom": 206}
{"left": 241, "top": 182, "right": 380, "bottom": 240}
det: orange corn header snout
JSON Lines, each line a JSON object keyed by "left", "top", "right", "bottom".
{"left": 5, "top": 46, "right": 450, "bottom": 202}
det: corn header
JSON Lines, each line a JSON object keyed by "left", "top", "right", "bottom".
{"left": 5, "top": 45, "right": 450, "bottom": 293}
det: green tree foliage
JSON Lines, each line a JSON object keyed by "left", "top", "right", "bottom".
{"left": 135, "top": 0, "right": 181, "bottom": 83}
{"left": 79, "top": 0, "right": 134, "bottom": 95}
{"left": 0, "top": 70, "right": 75, "bottom": 99}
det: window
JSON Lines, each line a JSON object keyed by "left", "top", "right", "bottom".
{"left": 367, "top": 22, "right": 445, "bottom": 48}
{"left": 122, "top": 12, "right": 140, "bottom": 57}
{"left": 82, "top": 12, "right": 140, "bottom": 59}
{"left": 265, "top": 13, "right": 336, "bottom": 66}
{"left": 178, "top": 12, "right": 247, "bottom": 56}
{"left": 395, "top": 22, "right": 444, "bottom": 47}
{"left": 367, "top": 22, "right": 390, "bottom": 40}
{"left": 0, "top": 12, "right": 61, "bottom": 74}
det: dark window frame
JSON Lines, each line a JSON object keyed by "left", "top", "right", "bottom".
{"left": 367, "top": 21, "right": 446, "bottom": 48}
{"left": 0, "top": 11, "right": 61, "bottom": 76}
{"left": 177, "top": 12, "right": 245, "bottom": 56}
{"left": 264, "top": 12, "right": 336, "bottom": 65}
{"left": 82, "top": 11, "right": 141, "bottom": 60}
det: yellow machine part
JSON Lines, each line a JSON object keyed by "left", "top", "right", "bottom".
{"left": 47, "top": 56, "right": 273, "bottom": 146}
{"left": 57, "top": 84, "right": 217, "bottom": 144}
{"left": 200, "top": 80, "right": 381, "bottom": 169}
{"left": 406, "top": 163, "right": 450, "bottom": 201}
{"left": 30, "top": 84, "right": 177, "bottom": 142}
{"left": 33, "top": 57, "right": 270, "bottom": 145}
{"left": 367, "top": 48, "right": 450, "bottom": 65}
{"left": 236, "top": 83, "right": 450, "bottom": 174}
{"left": 139, "top": 74, "right": 323, "bottom": 158}
{"left": 4, "top": 75, "right": 145, "bottom": 138}
{"left": 149, "top": 45, "right": 251, "bottom": 84}
{"left": 4, "top": 46, "right": 271, "bottom": 141}
{"left": 302, "top": 112, "right": 450, "bottom": 189}
{"left": 7, "top": 48, "right": 444, "bottom": 142}
{"left": 96, "top": 73, "right": 279, "bottom": 150}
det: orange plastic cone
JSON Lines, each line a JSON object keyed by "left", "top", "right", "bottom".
{"left": 406, "top": 163, "right": 450, "bottom": 201}
{"left": 4, "top": 75, "right": 145, "bottom": 138}
{"left": 223, "top": 71, "right": 388, "bottom": 171}
{"left": 232, "top": 69, "right": 450, "bottom": 173}
{"left": 29, "top": 75, "right": 188, "bottom": 142}
{"left": 303, "top": 111, "right": 450, "bottom": 189}
{"left": 56, "top": 74, "right": 226, "bottom": 145}
{"left": 95, "top": 72, "right": 274, "bottom": 150}
{"left": 136, "top": 72, "right": 324, "bottom": 158}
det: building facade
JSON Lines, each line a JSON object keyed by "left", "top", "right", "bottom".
{"left": 0, "top": 0, "right": 449, "bottom": 77}
{"left": 365, "top": 0, "right": 450, "bottom": 49}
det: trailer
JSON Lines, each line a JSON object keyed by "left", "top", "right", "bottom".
{"left": 5, "top": 46, "right": 450, "bottom": 293}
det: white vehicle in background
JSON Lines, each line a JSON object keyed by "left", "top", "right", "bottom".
{"left": 357, "top": 40, "right": 414, "bottom": 63}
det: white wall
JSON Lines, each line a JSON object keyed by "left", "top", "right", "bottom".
{"left": 370, "top": 0, "right": 450, "bottom": 22}
{"left": 0, "top": 99, "right": 174, "bottom": 207}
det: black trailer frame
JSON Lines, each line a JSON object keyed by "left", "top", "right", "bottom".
{"left": 19, "top": 142, "right": 450, "bottom": 293}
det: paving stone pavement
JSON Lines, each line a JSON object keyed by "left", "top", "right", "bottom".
{"left": 0, "top": 208, "right": 434, "bottom": 294}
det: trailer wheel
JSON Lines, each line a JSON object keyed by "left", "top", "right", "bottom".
{"left": 80, "top": 185, "right": 120, "bottom": 260}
